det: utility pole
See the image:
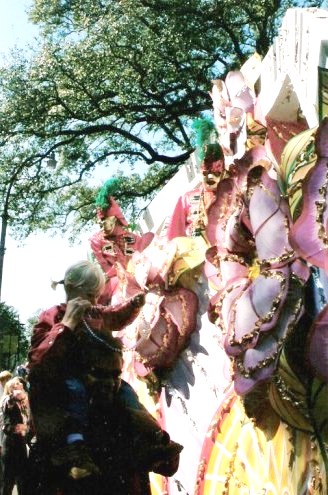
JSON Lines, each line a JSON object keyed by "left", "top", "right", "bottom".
{"left": 0, "top": 179, "right": 14, "bottom": 301}
{"left": 0, "top": 210, "right": 8, "bottom": 301}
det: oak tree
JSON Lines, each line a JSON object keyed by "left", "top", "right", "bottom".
{"left": 0, "top": 0, "right": 323, "bottom": 238}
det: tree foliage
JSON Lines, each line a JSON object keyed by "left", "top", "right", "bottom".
{"left": 0, "top": 302, "right": 27, "bottom": 370}
{"left": 0, "top": 0, "right": 325, "bottom": 240}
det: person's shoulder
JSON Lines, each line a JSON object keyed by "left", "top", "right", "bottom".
{"left": 119, "top": 380, "right": 142, "bottom": 409}
{"left": 1, "top": 394, "right": 12, "bottom": 410}
{"left": 120, "top": 380, "right": 137, "bottom": 394}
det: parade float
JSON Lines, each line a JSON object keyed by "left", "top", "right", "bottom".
{"left": 88, "top": 8, "right": 328, "bottom": 494}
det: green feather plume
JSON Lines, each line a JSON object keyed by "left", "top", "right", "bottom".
{"left": 95, "top": 178, "right": 121, "bottom": 209}
{"left": 192, "top": 117, "right": 222, "bottom": 161}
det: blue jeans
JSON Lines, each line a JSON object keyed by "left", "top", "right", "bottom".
{"left": 65, "top": 377, "right": 89, "bottom": 430}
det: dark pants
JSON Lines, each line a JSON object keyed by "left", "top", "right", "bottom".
{"left": 1, "top": 435, "right": 28, "bottom": 495}
{"left": 29, "top": 376, "right": 88, "bottom": 448}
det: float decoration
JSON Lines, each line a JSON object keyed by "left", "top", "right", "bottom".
{"left": 279, "top": 126, "right": 317, "bottom": 221}
{"left": 289, "top": 117, "right": 328, "bottom": 270}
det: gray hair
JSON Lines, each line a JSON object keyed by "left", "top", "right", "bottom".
{"left": 63, "top": 260, "right": 105, "bottom": 296}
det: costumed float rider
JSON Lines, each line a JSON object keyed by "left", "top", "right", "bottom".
{"left": 89, "top": 178, "right": 154, "bottom": 305}
{"left": 165, "top": 117, "right": 227, "bottom": 244}
{"left": 27, "top": 260, "right": 145, "bottom": 481}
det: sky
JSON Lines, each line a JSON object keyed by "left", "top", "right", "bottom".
{"left": 0, "top": 0, "right": 37, "bottom": 56}
{"left": 0, "top": 1, "right": 99, "bottom": 323}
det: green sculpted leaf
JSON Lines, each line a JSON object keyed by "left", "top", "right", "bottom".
{"left": 269, "top": 350, "right": 311, "bottom": 433}
{"left": 309, "top": 378, "right": 328, "bottom": 444}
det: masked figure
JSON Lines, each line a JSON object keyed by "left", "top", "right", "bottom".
{"left": 89, "top": 181, "right": 153, "bottom": 303}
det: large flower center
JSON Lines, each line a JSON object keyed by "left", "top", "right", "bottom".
{"left": 248, "top": 258, "right": 261, "bottom": 280}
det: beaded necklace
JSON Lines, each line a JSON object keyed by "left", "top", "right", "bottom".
{"left": 82, "top": 319, "right": 123, "bottom": 354}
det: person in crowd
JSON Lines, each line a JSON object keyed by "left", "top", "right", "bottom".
{"left": 0, "top": 372, "right": 13, "bottom": 448}
{"left": 27, "top": 259, "right": 145, "bottom": 481}
{"left": 1, "top": 377, "right": 31, "bottom": 495}
{"left": 15, "top": 365, "right": 28, "bottom": 382}
{"left": 27, "top": 332, "right": 182, "bottom": 495}
{"left": 0, "top": 373, "right": 12, "bottom": 400}
{"left": 0, "top": 371, "right": 13, "bottom": 491}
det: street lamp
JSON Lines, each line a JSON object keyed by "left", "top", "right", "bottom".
{"left": 46, "top": 151, "right": 57, "bottom": 169}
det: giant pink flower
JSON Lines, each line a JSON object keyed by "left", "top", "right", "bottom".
{"left": 207, "top": 166, "right": 309, "bottom": 395}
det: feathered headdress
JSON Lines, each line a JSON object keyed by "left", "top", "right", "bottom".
{"left": 192, "top": 117, "right": 224, "bottom": 174}
{"left": 95, "top": 178, "right": 128, "bottom": 226}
